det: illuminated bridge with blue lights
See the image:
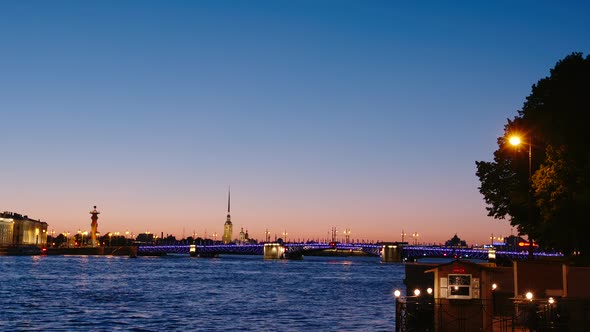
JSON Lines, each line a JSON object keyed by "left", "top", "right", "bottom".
{"left": 402, "top": 246, "right": 562, "bottom": 260}
{"left": 137, "top": 243, "right": 381, "bottom": 257}
{"left": 137, "top": 243, "right": 562, "bottom": 261}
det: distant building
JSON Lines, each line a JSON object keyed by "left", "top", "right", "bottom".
{"left": 0, "top": 211, "right": 48, "bottom": 246}
{"left": 222, "top": 189, "right": 233, "bottom": 244}
{"left": 238, "top": 227, "right": 245, "bottom": 244}
{"left": 445, "top": 234, "right": 467, "bottom": 247}
{"left": 135, "top": 232, "right": 154, "bottom": 244}
{"left": 504, "top": 235, "right": 529, "bottom": 251}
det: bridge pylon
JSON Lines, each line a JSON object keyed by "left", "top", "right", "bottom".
{"left": 381, "top": 242, "right": 406, "bottom": 263}
{"left": 263, "top": 243, "right": 285, "bottom": 259}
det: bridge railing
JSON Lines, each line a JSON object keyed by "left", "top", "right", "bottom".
{"left": 137, "top": 243, "right": 562, "bottom": 260}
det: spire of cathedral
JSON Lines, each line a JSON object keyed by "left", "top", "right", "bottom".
{"left": 222, "top": 187, "right": 233, "bottom": 244}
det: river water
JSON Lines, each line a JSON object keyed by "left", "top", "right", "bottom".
{"left": 0, "top": 255, "right": 404, "bottom": 331}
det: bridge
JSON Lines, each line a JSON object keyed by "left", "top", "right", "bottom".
{"left": 402, "top": 245, "right": 562, "bottom": 261}
{"left": 137, "top": 243, "right": 381, "bottom": 257}
{"left": 137, "top": 243, "right": 562, "bottom": 262}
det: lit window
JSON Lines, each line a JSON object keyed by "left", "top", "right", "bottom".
{"left": 447, "top": 274, "right": 472, "bottom": 299}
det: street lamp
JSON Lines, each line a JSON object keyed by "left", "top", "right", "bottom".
{"left": 509, "top": 134, "right": 534, "bottom": 258}
{"left": 343, "top": 229, "right": 351, "bottom": 244}
{"left": 490, "top": 234, "right": 504, "bottom": 247}
{"left": 394, "top": 290, "right": 403, "bottom": 332}
{"left": 264, "top": 229, "right": 270, "bottom": 243}
{"left": 282, "top": 230, "right": 288, "bottom": 243}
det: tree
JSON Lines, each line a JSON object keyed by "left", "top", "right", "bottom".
{"left": 476, "top": 53, "right": 590, "bottom": 256}
{"left": 533, "top": 145, "right": 590, "bottom": 255}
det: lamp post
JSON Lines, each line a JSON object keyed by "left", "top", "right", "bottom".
{"left": 490, "top": 234, "right": 504, "bottom": 247}
{"left": 331, "top": 227, "right": 337, "bottom": 243}
{"left": 509, "top": 135, "right": 534, "bottom": 258}
{"left": 343, "top": 229, "right": 351, "bottom": 244}
{"left": 394, "top": 289, "right": 402, "bottom": 332}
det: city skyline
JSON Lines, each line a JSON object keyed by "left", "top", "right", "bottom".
{"left": 2, "top": 1, "right": 589, "bottom": 245}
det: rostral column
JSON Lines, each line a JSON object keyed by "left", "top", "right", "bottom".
{"left": 90, "top": 205, "right": 100, "bottom": 247}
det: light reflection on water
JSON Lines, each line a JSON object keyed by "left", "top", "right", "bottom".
{"left": 0, "top": 255, "right": 404, "bottom": 331}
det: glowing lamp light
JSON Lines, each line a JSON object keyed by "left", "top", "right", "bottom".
{"left": 394, "top": 290, "right": 401, "bottom": 298}
{"left": 414, "top": 289, "right": 421, "bottom": 296}
{"left": 509, "top": 136, "right": 521, "bottom": 146}
{"left": 548, "top": 297, "right": 555, "bottom": 304}
{"left": 525, "top": 292, "right": 533, "bottom": 300}
{"left": 492, "top": 283, "right": 498, "bottom": 290}
{"left": 427, "top": 288, "right": 433, "bottom": 295}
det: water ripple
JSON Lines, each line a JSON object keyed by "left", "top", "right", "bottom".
{"left": 0, "top": 255, "right": 403, "bottom": 331}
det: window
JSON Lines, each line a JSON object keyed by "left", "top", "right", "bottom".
{"left": 447, "top": 274, "right": 472, "bottom": 299}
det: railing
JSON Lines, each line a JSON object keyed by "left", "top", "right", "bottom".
{"left": 402, "top": 246, "right": 563, "bottom": 261}
{"left": 137, "top": 243, "right": 562, "bottom": 261}
{"left": 138, "top": 243, "right": 382, "bottom": 256}
{"left": 395, "top": 296, "right": 586, "bottom": 332}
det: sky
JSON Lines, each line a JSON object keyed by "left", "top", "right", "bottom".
{"left": 1, "top": 1, "right": 589, "bottom": 245}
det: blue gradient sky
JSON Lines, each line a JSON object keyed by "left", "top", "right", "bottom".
{"left": 1, "top": 1, "right": 589, "bottom": 244}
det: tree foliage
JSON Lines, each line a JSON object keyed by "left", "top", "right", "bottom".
{"left": 476, "top": 53, "right": 590, "bottom": 256}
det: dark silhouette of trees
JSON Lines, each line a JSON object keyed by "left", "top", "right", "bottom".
{"left": 476, "top": 53, "right": 590, "bottom": 256}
